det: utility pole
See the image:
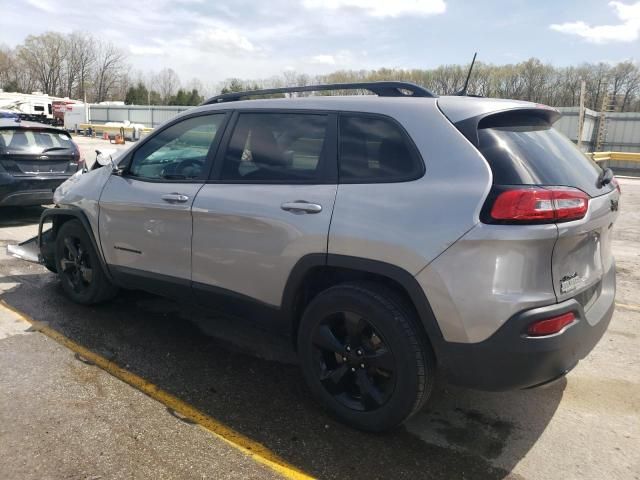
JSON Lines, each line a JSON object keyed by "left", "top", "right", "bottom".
{"left": 577, "top": 80, "right": 586, "bottom": 150}
{"left": 595, "top": 79, "right": 611, "bottom": 152}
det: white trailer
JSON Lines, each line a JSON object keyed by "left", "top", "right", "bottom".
{"left": 63, "top": 103, "right": 89, "bottom": 131}
{"left": 0, "top": 91, "right": 54, "bottom": 122}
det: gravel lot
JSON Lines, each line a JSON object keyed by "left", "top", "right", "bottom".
{"left": 0, "top": 165, "right": 638, "bottom": 479}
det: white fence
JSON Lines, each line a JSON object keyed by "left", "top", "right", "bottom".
{"left": 556, "top": 107, "right": 640, "bottom": 152}
{"left": 89, "top": 104, "right": 640, "bottom": 152}
{"left": 89, "top": 105, "right": 191, "bottom": 128}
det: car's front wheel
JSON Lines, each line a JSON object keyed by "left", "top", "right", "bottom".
{"left": 54, "top": 220, "right": 117, "bottom": 304}
{"left": 297, "top": 282, "right": 435, "bottom": 431}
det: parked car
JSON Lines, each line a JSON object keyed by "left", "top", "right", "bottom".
{"left": 8, "top": 82, "right": 620, "bottom": 431}
{"left": 0, "top": 118, "right": 83, "bottom": 207}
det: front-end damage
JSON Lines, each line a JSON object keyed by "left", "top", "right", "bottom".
{"left": 6, "top": 155, "right": 116, "bottom": 271}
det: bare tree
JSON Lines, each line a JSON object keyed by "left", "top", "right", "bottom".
{"left": 0, "top": 46, "right": 15, "bottom": 90}
{"left": 153, "top": 68, "right": 180, "bottom": 104}
{"left": 4, "top": 30, "right": 640, "bottom": 111}
{"left": 62, "top": 32, "right": 96, "bottom": 100}
{"left": 93, "top": 41, "right": 127, "bottom": 102}
{"left": 610, "top": 61, "right": 640, "bottom": 112}
{"left": 16, "top": 32, "right": 67, "bottom": 95}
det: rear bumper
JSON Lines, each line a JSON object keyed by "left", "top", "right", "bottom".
{"left": 0, "top": 174, "right": 68, "bottom": 206}
{"left": 439, "top": 265, "right": 616, "bottom": 391}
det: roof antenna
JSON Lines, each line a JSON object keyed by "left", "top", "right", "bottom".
{"left": 456, "top": 52, "right": 477, "bottom": 96}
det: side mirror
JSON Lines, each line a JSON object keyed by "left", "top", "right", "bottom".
{"left": 95, "top": 149, "right": 123, "bottom": 174}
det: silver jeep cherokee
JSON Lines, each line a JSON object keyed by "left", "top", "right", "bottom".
{"left": 9, "top": 82, "right": 620, "bottom": 431}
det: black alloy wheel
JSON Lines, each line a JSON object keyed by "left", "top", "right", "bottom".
{"left": 54, "top": 220, "right": 118, "bottom": 304}
{"left": 312, "top": 311, "right": 396, "bottom": 412}
{"left": 298, "top": 282, "right": 435, "bottom": 431}
{"left": 59, "top": 235, "right": 94, "bottom": 294}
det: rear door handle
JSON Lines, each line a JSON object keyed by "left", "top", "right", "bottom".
{"left": 281, "top": 201, "right": 322, "bottom": 214}
{"left": 161, "top": 193, "right": 189, "bottom": 203}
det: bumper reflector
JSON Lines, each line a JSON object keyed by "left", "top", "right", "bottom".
{"left": 527, "top": 312, "right": 576, "bottom": 337}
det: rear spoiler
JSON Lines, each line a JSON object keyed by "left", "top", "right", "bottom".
{"left": 449, "top": 107, "right": 561, "bottom": 148}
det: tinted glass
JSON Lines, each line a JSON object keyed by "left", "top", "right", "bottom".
{"left": 339, "top": 115, "right": 422, "bottom": 183}
{"left": 478, "top": 119, "right": 609, "bottom": 197}
{"left": 129, "top": 114, "right": 224, "bottom": 180}
{"left": 0, "top": 128, "right": 74, "bottom": 154}
{"left": 221, "top": 113, "right": 328, "bottom": 182}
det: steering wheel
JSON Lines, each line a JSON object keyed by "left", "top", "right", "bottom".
{"left": 163, "top": 157, "right": 204, "bottom": 178}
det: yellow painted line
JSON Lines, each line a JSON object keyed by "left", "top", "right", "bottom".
{"left": 0, "top": 300, "right": 314, "bottom": 480}
{"left": 615, "top": 302, "right": 640, "bottom": 312}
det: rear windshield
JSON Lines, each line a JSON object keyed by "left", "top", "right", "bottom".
{"left": 0, "top": 128, "right": 74, "bottom": 154}
{"left": 477, "top": 117, "right": 609, "bottom": 197}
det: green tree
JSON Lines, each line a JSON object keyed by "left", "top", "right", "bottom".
{"left": 124, "top": 81, "right": 149, "bottom": 105}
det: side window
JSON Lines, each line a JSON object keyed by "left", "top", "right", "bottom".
{"left": 129, "top": 114, "right": 225, "bottom": 180}
{"left": 220, "top": 113, "right": 328, "bottom": 182}
{"left": 339, "top": 115, "right": 423, "bottom": 183}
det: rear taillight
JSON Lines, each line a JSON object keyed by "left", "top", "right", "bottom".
{"left": 71, "top": 140, "right": 84, "bottom": 170}
{"left": 527, "top": 312, "right": 576, "bottom": 336}
{"left": 489, "top": 187, "right": 589, "bottom": 224}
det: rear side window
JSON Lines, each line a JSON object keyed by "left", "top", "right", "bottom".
{"left": 339, "top": 115, "right": 423, "bottom": 183}
{"left": 477, "top": 116, "right": 608, "bottom": 197}
{"left": 0, "top": 129, "right": 74, "bottom": 154}
{"left": 220, "top": 113, "right": 329, "bottom": 183}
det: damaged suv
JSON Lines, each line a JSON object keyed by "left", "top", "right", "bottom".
{"left": 8, "top": 82, "right": 620, "bottom": 431}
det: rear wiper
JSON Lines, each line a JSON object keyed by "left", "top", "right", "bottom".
{"left": 41, "top": 146, "right": 71, "bottom": 153}
{"left": 597, "top": 167, "right": 614, "bottom": 187}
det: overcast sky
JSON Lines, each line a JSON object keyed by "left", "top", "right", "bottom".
{"left": 2, "top": 0, "right": 639, "bottom": 84}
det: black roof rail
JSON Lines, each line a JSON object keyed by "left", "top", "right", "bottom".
{"left": 202, "top": 81, "right": 437, "bottom": 105}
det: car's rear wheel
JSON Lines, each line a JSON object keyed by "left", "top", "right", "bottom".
{"left": 54, "top": 220, "right": 117, "bottom": 304}
{"left": 297, "top": 282, "right": 435, "bottom": 431}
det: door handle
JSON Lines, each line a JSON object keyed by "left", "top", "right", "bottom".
{"left": 281, "top": 201, "right": 322, "bottom": 214}
{"left": 161, "top": 193, "right": 189, "bottom": 203}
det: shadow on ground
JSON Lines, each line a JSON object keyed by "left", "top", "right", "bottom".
{"left": 1, "top": 269, "right": 565, "bottom": 480}
{"left": 0, "top": 206, "right": 45, "bottom": 228}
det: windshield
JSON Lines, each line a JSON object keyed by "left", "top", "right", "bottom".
{"left": 477, "top": 120, "right": 611, "bottom": 198}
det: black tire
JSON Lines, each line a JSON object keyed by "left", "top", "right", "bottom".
{"left": 297, "top": 282, "right": 435, "bottom": 432}
{"left": 54, "top": 220, "right": 117, "bottom": 304}
{"left": 44, "top": 261, "right": 57, "bottom": 274}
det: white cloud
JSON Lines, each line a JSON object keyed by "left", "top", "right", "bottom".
{"left": 129, "top": 45, "right": 165, "bottom": 55}
{"left": 550, "top": 1, "right": 640, "bottom": 43}
{"left": 195, "top": 28, "right": 256, "bottom": 52}
{"left": 308, "top": 50, "right": 353, "bottom": 65}
{"left": 309, "top": 54, "right": 336, "bottom": 65}
{"left": 24, "top": 0, "right": 55, "bottom": 12}
{"left": 302, "top": 0, "right": 446, "bottom": 18}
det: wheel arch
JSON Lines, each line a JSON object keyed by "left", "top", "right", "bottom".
{"left": 39, "top": 207, "right": 112, "bottom": 281}
{"left": 283, "top": 254, "right": 446, "bottom": 358}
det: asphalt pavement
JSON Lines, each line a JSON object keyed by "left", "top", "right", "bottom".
{"left": 0, "top": 170, "right": 638, "bottom": 480}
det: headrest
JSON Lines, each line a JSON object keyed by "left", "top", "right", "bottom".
{"left": 249, "top": 126, "right": 287, "bottom": 166}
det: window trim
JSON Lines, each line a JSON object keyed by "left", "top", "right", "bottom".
{"left": 337, "top": 112, "right": 425, "bottom": 185}
{"left": 119, "top": 110, "right": 232, "bottom": 184}
{"left": 208, "top": 109, "right": 338, "bottom": 185}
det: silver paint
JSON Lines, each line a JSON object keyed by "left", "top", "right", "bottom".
{"left": 48, "top": 94, "right": 617, "bottom": 347}
{"left": 98, "top": 175, "right": 203, "bottom": 280}
{"left": 191, "top": 184, "right": 337, "bottom": 306}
